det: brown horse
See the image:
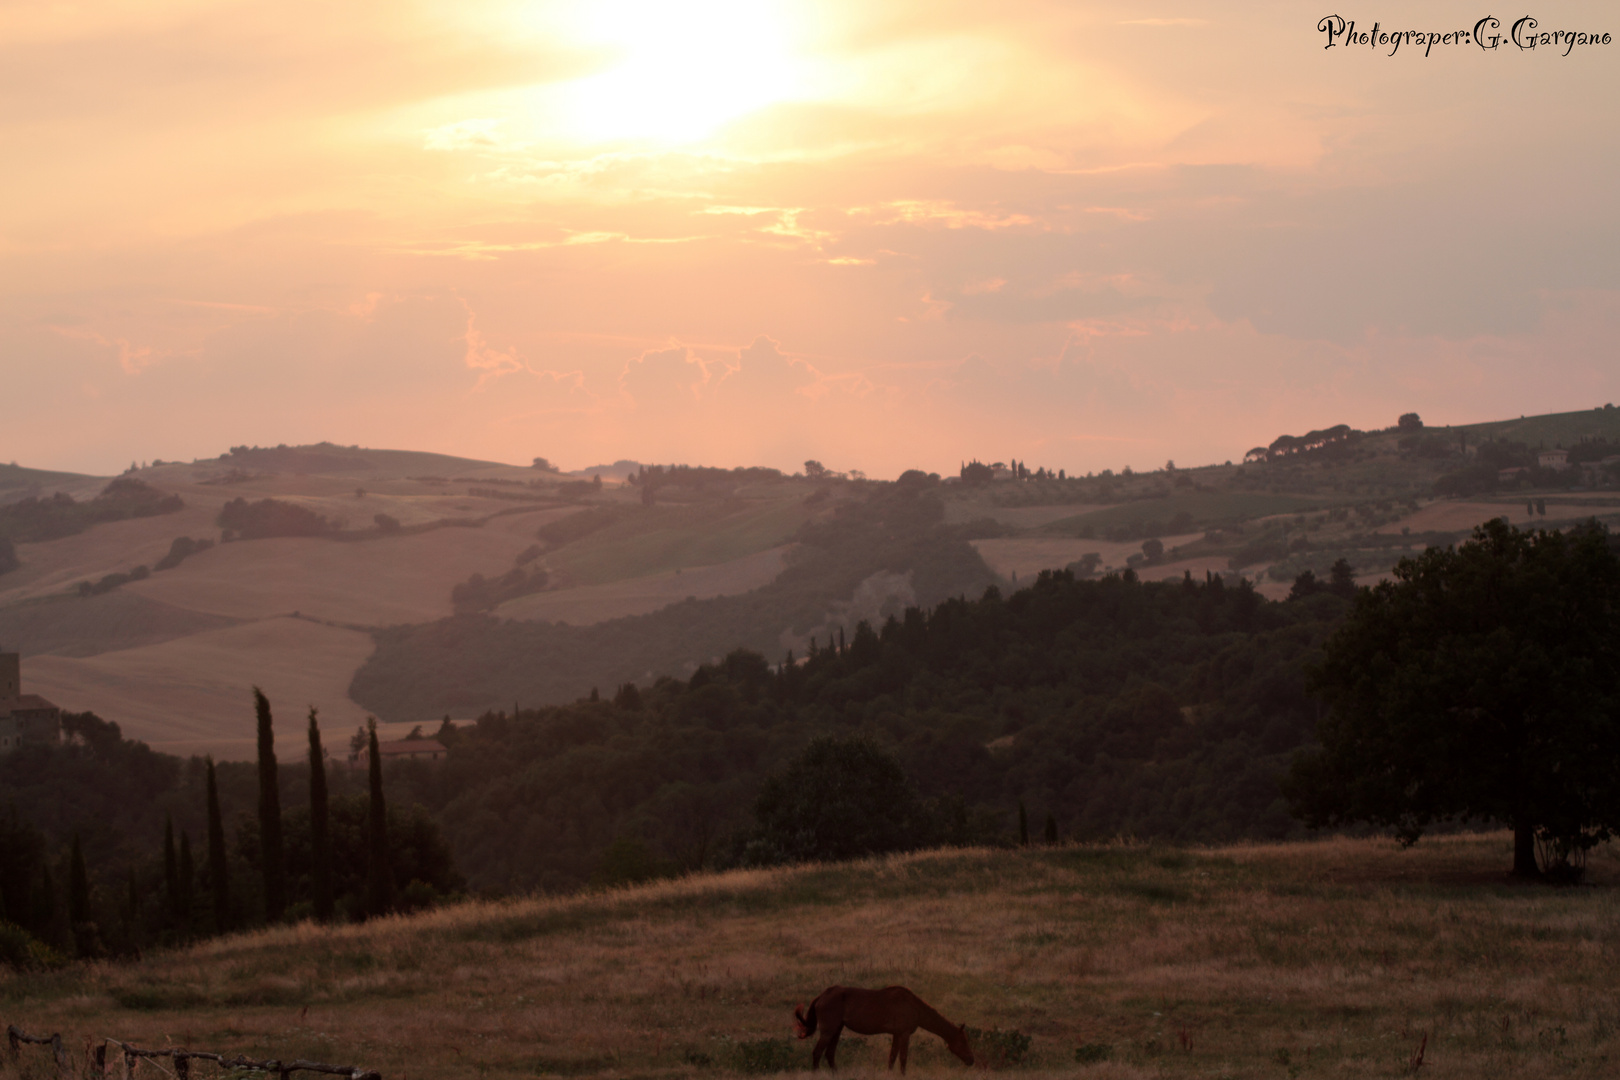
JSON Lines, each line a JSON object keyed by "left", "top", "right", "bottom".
{"left": 792, "top": 986, "right": 974, "bottom": 1073}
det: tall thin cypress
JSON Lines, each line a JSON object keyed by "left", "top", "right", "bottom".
{"left": 307, "top": 708, "right": 334, "bottom": 923}
{"left": 1043, "top": 812, "right": 1058, "bottom": 846}
{"left": 1017, "top": 800, "right": 1029, "bottom": 847}
{"left": 364, "top": 718, "right": 394, "bottom": 917}
{"left": 205, "top": 756, "right": 229, "bottom": 932}
{"left": 254, "top": 687, "right": 286, "bottom": 923}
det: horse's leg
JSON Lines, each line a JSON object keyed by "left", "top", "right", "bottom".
{"left": 813, "top": 1033, "right": 833, "bottom": 1071}
{"left": 887, "top": 1036, "right": 900, "bottom": 1071}
{"left": 825, "top": 1028, "right": 842, "bottom": 1071}
{"left": 896, "top": 1031, "right": 912, "bottom": 1075}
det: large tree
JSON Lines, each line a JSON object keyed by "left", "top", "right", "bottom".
{"left": 741, "top": 735, "right": 938, "bottom": 865}
{"left": 1285, "top": 519, "right": 1620, "bottom": 878}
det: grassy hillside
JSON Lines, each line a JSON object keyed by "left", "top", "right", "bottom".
{"left": 1457, "top": 405, "right": 1620, "bottom": 446}
{"left": 3, "top": 836, "right": 1615, "bottom": 1080}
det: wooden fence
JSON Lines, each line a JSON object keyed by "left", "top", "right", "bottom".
{"left": 5, "top": 1025, "right": 381, "bottom": 1080}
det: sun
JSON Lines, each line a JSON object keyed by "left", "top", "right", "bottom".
{"left": 548, "top": 0, "right": 806, "bottom": 144}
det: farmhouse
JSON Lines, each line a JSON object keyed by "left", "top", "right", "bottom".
{"left": 0, "top": 652, "right": 62, "bottom": 754}
{"left": 1539, "top": 448, "right": 1570, "bottom": 470}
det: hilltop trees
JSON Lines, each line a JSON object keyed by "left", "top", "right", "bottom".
{"left": 1286, "top": 519, "right": 1620, "bottom": 878}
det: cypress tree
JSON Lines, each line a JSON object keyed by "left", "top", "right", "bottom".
{"left": 308, "top": 708, "right": 334, "bottom": 923}
{"left": 1043, "top": 812, "right": 1057, "bottom": 845}
{"left": 365, "top": 719, "right": 394, "bottom": 917}
{"left": 1017, "top": 800, "right": 1029, "bottom": 846}
{"left": 163, "top": 815, "right": 179, "bottom": 915}
{"left": 68, "top": 833, "right": 90, "bottom": 925}
{"left": 254, "top": 687, "right": 286, "bottom": 923}
{"left": 206, "top": 756, "right": 229, "bottom": 932}
{"left": 178, "top": 831, "right": 194, "bottom": 930}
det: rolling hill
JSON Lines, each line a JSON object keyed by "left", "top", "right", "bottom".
{"left": 2, "top": 408, "right": 1618, "bottom": 759}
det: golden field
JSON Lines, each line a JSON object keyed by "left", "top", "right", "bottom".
{"left": 2, "top": 833, "right": 1616, "bottom": 1079}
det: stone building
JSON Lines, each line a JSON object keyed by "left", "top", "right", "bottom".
{"left": 0, "top": 652, "right": 62, "bottom": 753}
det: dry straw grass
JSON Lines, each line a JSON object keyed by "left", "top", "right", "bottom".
{"left": 3, "top": 833, "right": 1617, "bottom": 1079}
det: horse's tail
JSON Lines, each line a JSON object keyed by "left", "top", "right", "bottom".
{"left": 792, "top": 1001, "right": 816, "bottom": 1039}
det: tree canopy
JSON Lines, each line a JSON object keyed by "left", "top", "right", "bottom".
{"left": 739, "top": 735, "right": 941, "bottom": 865}
{"left": 1285, "top": 519, "right": 1620, "bottom": 878}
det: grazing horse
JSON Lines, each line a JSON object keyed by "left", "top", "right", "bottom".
{"left": 792, "top": 986, "right": 974, "bottom": 1073}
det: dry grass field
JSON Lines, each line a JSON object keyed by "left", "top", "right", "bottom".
{"left": 1372, "top": 499, "right": 1620, "bottom": 537}
{"left": 21, "top": 617, "right": 377, "bottom": 759}
{"left": 3, "top": 834, "right": 1615, "bottom": 1080}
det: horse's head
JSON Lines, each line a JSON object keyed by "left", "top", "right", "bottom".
{"left": 948, "top": 1022, "right": 975, "bottom": 1066}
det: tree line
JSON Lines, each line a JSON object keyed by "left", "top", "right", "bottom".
{"left": 0, "top": 695, "right": 460, "bottom": 968}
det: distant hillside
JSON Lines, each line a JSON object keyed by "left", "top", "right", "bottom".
{"left": 205, "top": 442, "right": 516, "bottom": 477}
{"left": 0, "top": 461, "right": 96, "bottom": 495}
{"left": 350, "top": 478, "right": 997, "bottom": 721}
{"left": 1456, "top": 403, "right": 1620, "bottom": 445}
{"left": 4, "top": 412, "right": 1619, "bottom": 758}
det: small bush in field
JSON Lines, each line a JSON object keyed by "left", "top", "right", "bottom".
{"left": 1074, "top": 1042, "right": 1112, "bottom": 1064}
{"left": 967, "top": 1027, "right": 1031, "bottom": 1067}
{"left": 730, "top": 1037, "right": 801, "bottom": 1073}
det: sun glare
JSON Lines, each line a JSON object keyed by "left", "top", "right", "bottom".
{"left": 546, "top": 0, "right": 805, "bottom": 144}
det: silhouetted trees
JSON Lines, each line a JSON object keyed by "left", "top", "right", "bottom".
{"left": 1286, "top": 519, "right": 1620, "bottom": 879}
{"left": 740, "top": 736, "right": 940, "bottom": 865}
{"left": 206, "top": 757, "right": 229, "bottom": 933}
{"left": 308, "top": 709, "right": 334, "bottom": 923}
{"left": 365, "top": 720, "right": 394, "bottom": 917}
{"left": 254, "top": 688, "right": 286, "bottom": 922}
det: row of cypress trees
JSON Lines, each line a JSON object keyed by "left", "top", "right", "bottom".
{"left": 251, "top": 688, "right": 392, "bottom": 925}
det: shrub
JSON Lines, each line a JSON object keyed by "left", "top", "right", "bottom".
{"left": 731, "top": 1038, "right": 801, "bottom": 1074}
{"left": 0, "top": 920, "right": 64, "bottom": 971}
{"left": 968, "top": 1027, "right": 1031, "bottom": 1067}
{"left": 153, "top": 535, "right": 214, "bottom": 571}
{"left": 1074, "top": 1043, "right": 1112, "bottom": 1064}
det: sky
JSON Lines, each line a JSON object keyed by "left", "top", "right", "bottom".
{"left": 4, "top": 0, "right": 1619, "bottom": 479}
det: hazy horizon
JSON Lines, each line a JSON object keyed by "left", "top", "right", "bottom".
{"left": 6, "top": 1, "right": 1619, "bottom": 479}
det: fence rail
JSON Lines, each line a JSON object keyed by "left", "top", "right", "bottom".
{"left": 6, "top": 1024, "right": 381, "bottom": 1080}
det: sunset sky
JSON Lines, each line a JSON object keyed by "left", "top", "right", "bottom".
{"left": 5, "top": 1, "right": 1619, "bottom": 478}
